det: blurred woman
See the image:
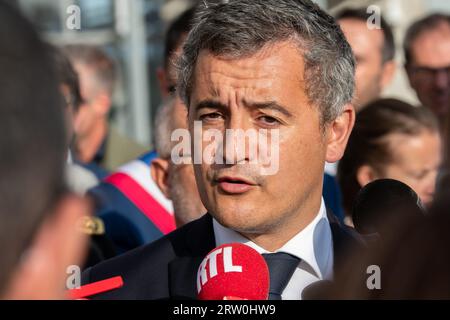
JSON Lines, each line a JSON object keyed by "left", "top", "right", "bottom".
{"left": 324, "top": 197, "right": 450, "bottom": 299}
{"left": 338, "top": 98, "right": 441, "bottom": 226}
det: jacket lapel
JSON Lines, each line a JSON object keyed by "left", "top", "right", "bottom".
{"left": 168, "top": 213, "right": 216, "bottom": 299}
{"left": 328, "top": 210, "right": 366, "bottom": 274}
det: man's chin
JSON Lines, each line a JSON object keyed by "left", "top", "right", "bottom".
{"left": 213, "top": 208, "right": 274, "bottom": 234}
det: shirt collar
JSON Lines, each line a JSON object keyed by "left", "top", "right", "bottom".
{"left": 213, "top": 198, "right": 333, "bottom": 279}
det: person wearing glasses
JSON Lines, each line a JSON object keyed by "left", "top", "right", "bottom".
{"left": 404, "top": 14, "right": 450, "bottom": 169}
{"left": 404, "top": 14, "right": 450, "bottom": 120}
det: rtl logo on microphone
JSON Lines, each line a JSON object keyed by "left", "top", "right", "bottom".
{"left": 196, "top": 243, "right": 269, "bottom": 300}
{"left": 197, "top": 245, "right": 242, "bottom": 292}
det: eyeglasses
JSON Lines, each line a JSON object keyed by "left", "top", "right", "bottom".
{"left": 408, "top": 65, "right": 450, "bottom": 81}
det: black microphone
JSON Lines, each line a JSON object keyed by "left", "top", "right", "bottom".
{"left": 352, "top": 179, "right": 426, "bottom": 236}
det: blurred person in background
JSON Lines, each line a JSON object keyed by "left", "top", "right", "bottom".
{"left": 151, "top": 6, "right": 206, "bottom": 227}
{"left": 63, "top": 45, "right": 147, "bottom": 178}
{"left": 405, "top": 14, "right": 450, "bottom": 122}
{"left": 325, "top": 8, "right": 395, "bottom": 185}
{"left": 404, "top": 14, "right": 450, "bottom": 169}
{"left": 338, "top": 99, "right": 441, "bottom": 227}
{"left": 47, "top": 45, "right": 115, "bottom": 269}
{"left": 324, "top": 194, "right": 450, "bottom": 299}
{"left": 86, "top": 7, "right": 200, "bottom": 254}
{"left": 0, "top": 1, "right": 88, "bottom": 299}
{"left": 88, "top": 95, "right": 207, "bottom": 254}
{"left": 46, "top": 44, "right": 99, "bottom": 195}
{"left": 336, "top": 7, "right": 396, "bottom": 112}
{"left": 150, "top": 96, "right": 206, "bottom": 228}
{"left": 157, "top": 7, "right": 194, "bottom": 98}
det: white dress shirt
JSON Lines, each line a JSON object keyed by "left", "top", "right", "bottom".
{"left": 325, "top": 161, "right": 338, "bottom": 176}
{"left": 213, "top": 197, "right": 334, "bottom": 300}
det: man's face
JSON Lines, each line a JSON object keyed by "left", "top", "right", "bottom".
{"left": 407, "top": 24, "right": 450, "bottom": 116}
{"left": 153, "top": 41, "right": 207, "bottom": 227}
{"left": 168, "top": 99, "right": 206, "bottom": 225}
{"left": 339, "top": 19, "right": 385, "bottom": 111}
{"left": 168, "top": 161, "right": 207, "bottom": 226}
{"left": 380, "top": 130, "right": 442, "bottom": 206}
{"left": 188, "top": 41, "right": 329, "bottom": 237}
{"left": 72, "top": 63, "right": 100, "bottom": 138}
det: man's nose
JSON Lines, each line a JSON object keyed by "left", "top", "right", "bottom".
{"left": 222, "top": 115, "right": 253, "bottom": 164}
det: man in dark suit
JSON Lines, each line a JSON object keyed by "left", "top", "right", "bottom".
{"left": 83, "top": 0, "right": 362, "bottom": 299}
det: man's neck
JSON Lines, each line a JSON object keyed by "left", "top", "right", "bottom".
{"left": 240, "top": 195, "right": 323, "bottom": 252}
{"left": 76, "top": 120, "right": 108, "bottom": 163}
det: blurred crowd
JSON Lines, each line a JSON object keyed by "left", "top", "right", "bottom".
{"left": 0, "top": 0, "right": 450, "bottom": 299}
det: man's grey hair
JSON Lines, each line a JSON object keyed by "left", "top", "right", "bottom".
{"left": 63, "top": 44, "right": 117, "bottom": 96}
{"left": 154, "top": 97, "right": 177, "bottom": 159}
{"left": 177, "top": 0, "right": 355, "bottom": 123}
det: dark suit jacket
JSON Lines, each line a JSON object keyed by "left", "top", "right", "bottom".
{"left": 82, "top": 212, "right": 365, "bottom": 299}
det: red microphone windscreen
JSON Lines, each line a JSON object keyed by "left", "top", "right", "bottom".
{"left": 197, "top": 243, "right": 269, "bottom": 300}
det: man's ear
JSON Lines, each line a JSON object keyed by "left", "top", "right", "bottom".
{"left": 325, "top": 104, "right": 355, "bottom": 163}
{"left": 380, "top": 60, "right": 397, "bottom": 90}
{"left": 4, "top": 196, "right": 89, "bottom": 299}
{"left": 92, "top": 92, "right": 111, "bottom": 117}
{"left": 356, "top": 165, "right": 378, "bottom": 187}
{"left": 151, "top": 158, "right": 171, "bottom": 199}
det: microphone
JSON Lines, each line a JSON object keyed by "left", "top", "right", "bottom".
{"left": 197, "top": 243, "right": 269, "bottom": 300}
{"left": 352, "top": 179, "right": 425, "bottom": 235}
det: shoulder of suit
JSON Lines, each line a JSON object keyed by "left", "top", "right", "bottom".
{"left": 83, "top": 214, "right": 211, "bottom": 285}
{"left": 342, "top": 224, "right": 368, "bottom": 247}
{"left": 329, "top": 217, "right": 368, "bottom": 251}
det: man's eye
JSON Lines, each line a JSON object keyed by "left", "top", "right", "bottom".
{"left": 167, "top": 85, "right": 176, "bottom": 95}
{"left": 199, "top": 112, "right": 223, "bottom": 121}
{"left": 258, "top": 115, "right": 280, "bottom": 125}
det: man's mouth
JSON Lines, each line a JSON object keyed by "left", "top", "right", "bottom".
{"left": 215, "top": 176, "right": 257, "bottom": 194}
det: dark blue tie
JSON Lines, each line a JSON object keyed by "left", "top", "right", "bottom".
{"left": 262, "top": 252, "right": 300, "bottom": 300}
